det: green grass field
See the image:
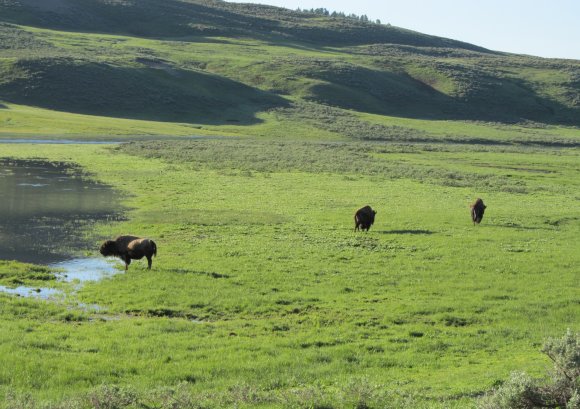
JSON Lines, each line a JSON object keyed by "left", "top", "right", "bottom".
{"left": 0, "top": 138, "right": 578, "bottom": 408}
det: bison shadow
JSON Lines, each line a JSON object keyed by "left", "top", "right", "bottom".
{"left": 495, "top": 223, "right": 550, "bottom": 231}
{"left": 377, "top": 229, "right": 435, "bottom": 235}
{"left": 168, "top": 268, "right": 230, "bottom": 279}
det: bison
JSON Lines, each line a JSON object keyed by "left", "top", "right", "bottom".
{"left": 470, "top": 198, "right": 487, "bottom": 225}
{"left": 100, "top": 235, "right": 157, "bottom": 270}
{"left": 354, "top": 205, "right": 377, "bottom": 232}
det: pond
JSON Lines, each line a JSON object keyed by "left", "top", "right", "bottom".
{"left": 0, "top": 158, "right": 123, "bottom": 264}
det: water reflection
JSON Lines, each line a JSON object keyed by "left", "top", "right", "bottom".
{"left": 52, "top": 257, "right": 121, "bottom": 283}
{"left": 0, "top": 159, "right": 122, "bottom": 264}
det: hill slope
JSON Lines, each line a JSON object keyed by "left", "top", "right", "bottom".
{"left": 0, "top": 0, "right": 579, "bottom": 130}
{"left": 0, "top": 0, "right": 491, "bottom": 49}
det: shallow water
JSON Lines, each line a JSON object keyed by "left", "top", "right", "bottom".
{"left": 52, "top": 257, "right": 121, "bottom": 283}
{"left": 0, "top": 284, "right": 63, "bottom": 300}
{"left": 0, "top": 136, "right": 218, "bottom": 145}
{"left": 0, "top": 158, "right": 122, "bottom": 264}
{"left": 0, "top": 257, "right": 123, "bottom": 301}
{"left": 0, "top": 139, "right": 119, "bottom": 144}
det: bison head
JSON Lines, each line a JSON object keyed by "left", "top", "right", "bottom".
{"left": 99, "top": 240, "right": 118, "bottom": 256}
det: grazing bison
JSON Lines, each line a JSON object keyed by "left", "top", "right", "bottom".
{"left": 354, "top": 205, "right": 377, "bottom": 232}
{"left": 470, "top": 198, "right": 487, "bottom": 225}
{"left": 100, "top": 235, "right": 157, "bottom": 270}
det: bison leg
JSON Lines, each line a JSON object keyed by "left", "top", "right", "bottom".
{"left": 124, "top": 255, "right": 131, "bottom": 270}
{"left": 147, "top": 255, "right": 152, "bottom": 270}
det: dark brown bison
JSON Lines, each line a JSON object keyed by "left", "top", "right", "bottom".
{"left": 100, "top": 235, "right": 157, "bottom": 270}
{"left": 470, "top": 198, "right": 487, "bottom": 225}
{"left": 354, "top": 205, "right": 377, "bottom": 232}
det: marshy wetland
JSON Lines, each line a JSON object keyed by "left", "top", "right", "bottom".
{"left": 0, "top": 138, "right": 578, "bottom": 408}
{"left": 0, "top": 155, "right": 124, "bottom": 307}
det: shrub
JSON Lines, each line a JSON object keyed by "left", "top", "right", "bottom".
{"left": 478, "top": 330, "right": 580, "bottom": 409}
{"left": 88, "top": 385, "right": 139, "bottom": 409}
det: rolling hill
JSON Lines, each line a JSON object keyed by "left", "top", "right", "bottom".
{"left": 0, "top": 0, "right": 579, "bottom": 133}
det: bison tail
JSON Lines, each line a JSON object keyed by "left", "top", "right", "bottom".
{"left": 151, "top": 240, "right": 157, "bottom": 257}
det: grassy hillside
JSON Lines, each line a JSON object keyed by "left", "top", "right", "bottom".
{"left": 0, "top": 0, "right": 490, "bottom": 49}
{"left": 0, "top": 0, "right": 579, "bottom": 132}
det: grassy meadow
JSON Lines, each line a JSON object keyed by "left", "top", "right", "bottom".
{"left": 0, "top": 136, "right": 578, "bottom": 408}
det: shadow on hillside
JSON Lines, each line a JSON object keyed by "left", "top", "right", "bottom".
{"left": 305, "top": 64, "right": 580, "bottom": 126}
{"left": 0, "top": 58, "right": 288, "bottom": 125}
{"left": 7, "top": 0, "right": 492, "bottom": 51}
{"left": 377, "top": 229, "right": 435, "bottom": 235}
